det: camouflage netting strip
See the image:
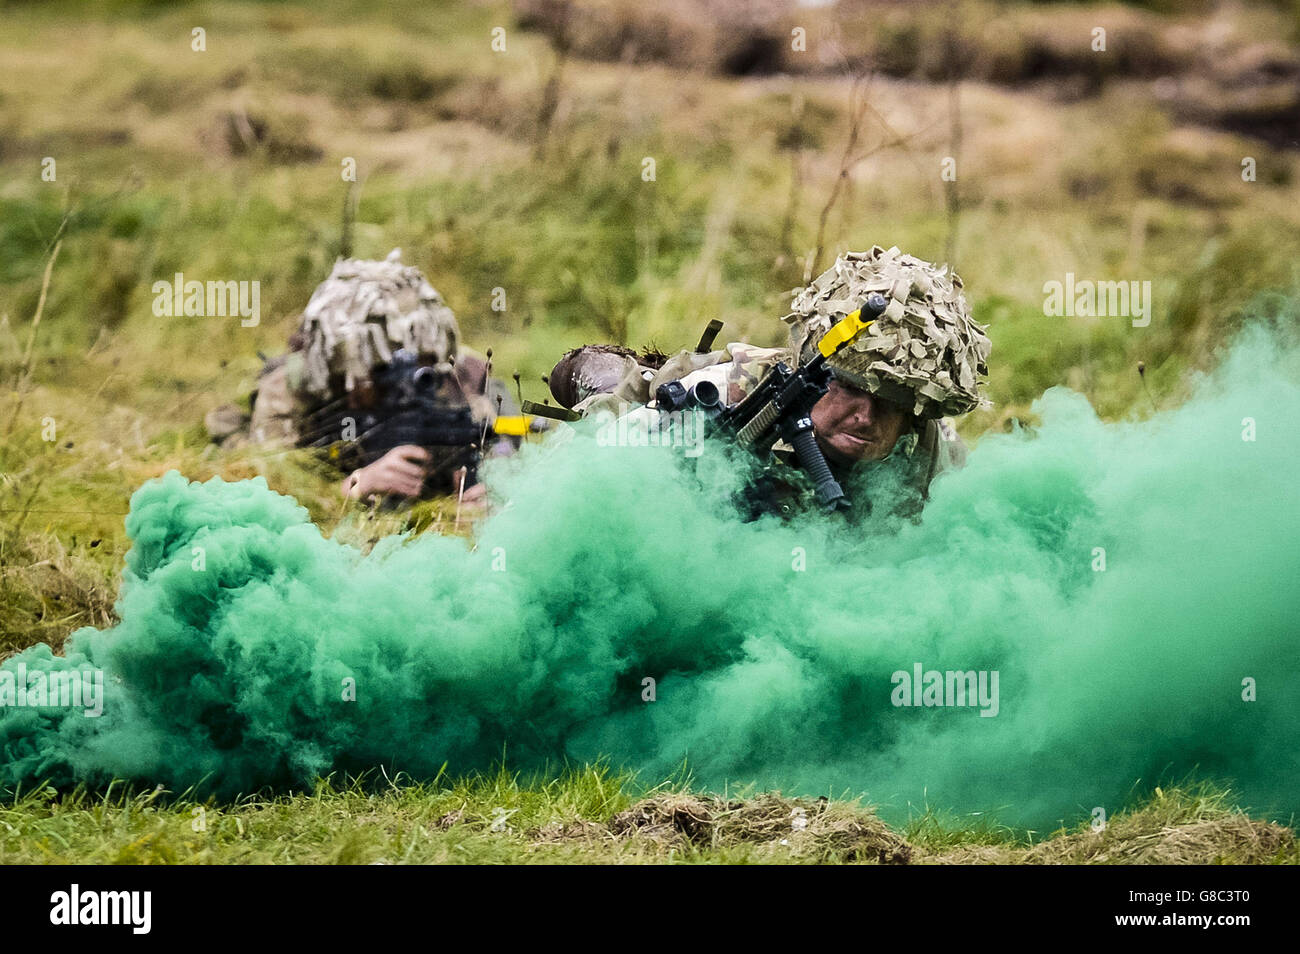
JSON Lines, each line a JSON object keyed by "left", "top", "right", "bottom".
{"left": 297, "top": 250, "right": 460, "bottom": 399}
{"left": 783, "top": 246, "right": 992, "bottom": 418}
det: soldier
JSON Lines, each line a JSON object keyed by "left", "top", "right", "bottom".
{"left": 549, "top": 246, "right": 991, "bottom": 518}
{"left": 207, "top": 250, "right": 520, "bottom": 504}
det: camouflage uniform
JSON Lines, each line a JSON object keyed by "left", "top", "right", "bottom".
{"left": 243, "top": 346, "right": 514, "bottom": 454}
{"left": 559, "top": 246, "right": 989, "bottom": 517}
{"left": 207, "top": 250, "right": 518, "bottom": 492}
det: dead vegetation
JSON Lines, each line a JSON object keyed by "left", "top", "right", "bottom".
{"left": 1020, "top": 810, "right": 1295, "bottom": 866}
{"left": 513, "top": 0, "right": 1300, "bottom": 146}
{"left": 0, "top": 528, "right": 118, "bottom": 656}
{"left": 213, "top": 109, "right": 324, "bottom": 164}
{"left": 927, "top": 817, "right": 1294, "bottom": 864}
{"left": 1024, "top": 816, "right": 1289, "bottom": 868}
{"left": 533, "top": 792, "right": 914, "bottom": 862}
{"left": 512, "top": 789, "right": 1297, "bottom": 864}
{"left": 515, "top": 0, "right": 794, "bottom": 77}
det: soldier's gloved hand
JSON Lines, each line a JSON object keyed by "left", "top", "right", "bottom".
{"left": 343, "top": 445, "right": 430, "bottom": 500}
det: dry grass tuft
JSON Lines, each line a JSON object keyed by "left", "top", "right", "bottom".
{"left": 0, "top": 529, "right": 118, "bottom": 655}
{"left": 557, "top": 792, "right": 916, "bottom": 863}
{"left": 1023, "top": 815, "right": 1293, "bottom": 866}
{"left": 523, "top": 786, "right": 1300, "bottom": 864}
{"left": 925, "top": 786, "right": 1297, "bottom": 865}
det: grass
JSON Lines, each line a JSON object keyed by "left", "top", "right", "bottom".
{"left": 0, "top": 770, "right": 1291, "bottom": 865}
{"left": 0, "top": 0, "right": 1298, "bottom": 858}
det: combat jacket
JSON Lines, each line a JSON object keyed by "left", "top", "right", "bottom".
{"left": 576, "top": 341, "right": 967, "bottom": 517}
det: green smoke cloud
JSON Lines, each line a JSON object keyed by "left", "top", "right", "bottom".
{"left": 2, "top": 327, "right": 1296, "bottom": 829}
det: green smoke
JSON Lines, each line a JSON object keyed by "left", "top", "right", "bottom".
{"left": 2, "top": 327, "right": 1297, "bottom": 829}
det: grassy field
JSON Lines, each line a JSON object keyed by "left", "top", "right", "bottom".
{"left": 2, "top": 0, "right": 1298, "bottom": 861}
{"left": 2, "top": 771, "right": 1293, "bottom": 865}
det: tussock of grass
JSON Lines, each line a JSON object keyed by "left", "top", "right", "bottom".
{"left": 1019, "top": 786, "right": 1296, "bottom": 866}
{"left": 920, "top": 784, "right": 1297, "bottom": 865}
{"left": 547, "top": 792, "right": 914, "bottom": 864}
{"left": 0, "top": 528, "right": 118, "bottom": 656}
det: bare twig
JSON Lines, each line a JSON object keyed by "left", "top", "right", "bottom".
{"left": 453, "top": 467, "right": 467, "bottom": 533}
{"left": 340, "top": 179, "right": 358, "bottom": 259}
{"left": 8, "top": 474, "right": 47, "bottom": 539}
{"left": 780, "top": 148, "right": 803, "bottom": 265}
{"left": 808, "top": 70, "right": 937, "bottom": 280}
{"left": 858, "top": 100, "right": 941, "bottom": 199}
{"left": 1137, "top": 361, "right": 1160, "bottom": 413}
{"left": 7, "top": 211, "right": 70, "bottom": 436}
{"left": 810, "top": 73, "right": 872, "bottom": 280}
{"left": 20, "top": 230, "right": 66, "bottom": 377}
{"left": 943, "top": 18, "right": 964, "bottom": 264}
{"left": 534, "top": 5, "right": 572, "bottom": 160}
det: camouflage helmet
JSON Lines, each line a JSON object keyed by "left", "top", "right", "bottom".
{"left": 783, "top": 246, "right": 991, "bottom": 419}
{"left": 295, "top": 249, "right": 459, "bottom": 400}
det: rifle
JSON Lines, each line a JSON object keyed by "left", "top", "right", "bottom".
{"left": 656, "top": 292, "right": 888, "bottom": 513}
{"left": 305, "top": 348, "right": 542, "bottom": 496}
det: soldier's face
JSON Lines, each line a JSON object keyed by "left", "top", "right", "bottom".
{"left": 811, "top": 379, "right": 912, "bottom": 462}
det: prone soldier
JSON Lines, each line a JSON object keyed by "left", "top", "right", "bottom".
{"left": 207, "top": 250, "right": 522, "bottom": 504}
{"left": 548, "top": 246, "right": 991, "bottom": 518}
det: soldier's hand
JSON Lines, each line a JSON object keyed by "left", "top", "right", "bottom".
{"left": 450, "top": 466, "right": 489, "bottom": 521}
{"left": 343, "top": 445, "right": 430, "bottom": 500}
{"left": 451, "top": 467, "right": 488, "bottom": 502}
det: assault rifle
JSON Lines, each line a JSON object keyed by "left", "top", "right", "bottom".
{"left": 306, "top": 348, "right": 541, "bottom": 496}
{"left": 656, "top": 292, "right": 889, "bottom": 513}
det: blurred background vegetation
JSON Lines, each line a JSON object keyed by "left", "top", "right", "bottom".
{"left": 2, "top": 0, "right": 1298, "bottom": 650}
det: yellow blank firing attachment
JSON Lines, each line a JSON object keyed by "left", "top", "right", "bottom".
{"left": 493, "top": 415, "right": 533, "bottom": 437}
{"left": 817, "top": 307, "right": 877, "bottom": 359}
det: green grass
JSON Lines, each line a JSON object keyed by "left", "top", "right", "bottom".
{"left": 0, "top": 770, "right": 1291, "bottom": 865}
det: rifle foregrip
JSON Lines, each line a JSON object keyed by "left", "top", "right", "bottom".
{"left": 789, "top": 426, "right": 849, "bottom": 511}
{"left": 736, "top": 400, "right": 780, "bottom": 446}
